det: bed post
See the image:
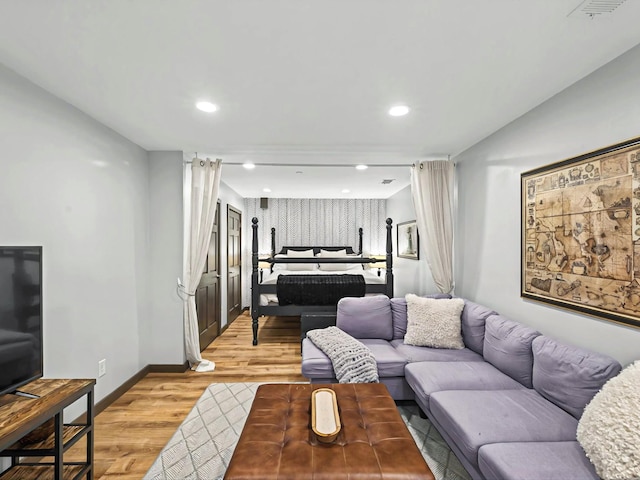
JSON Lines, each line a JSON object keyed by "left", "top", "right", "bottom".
{"left": 358, "top": 227, "right": 363, "bottom": 255}
{"left": 385, "top": 218, "right": 394, "bottom": 298}
{"left": 270, "top": 228, "right": 276, "bottom": 256}
{"left": 251, "top": 217, "right": 260, "bottom": 346}
{"left": 270, "top": 227, "right": 276, "bottom": 273}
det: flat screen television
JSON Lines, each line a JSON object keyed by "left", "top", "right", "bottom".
{"left": 0, "top": 246, "right": 43, "bottom": 396}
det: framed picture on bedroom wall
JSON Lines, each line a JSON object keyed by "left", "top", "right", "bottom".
{"left": 397, "top": 220, "right": 419, "bottom": 260}
{"left": 521, "top": 135, "right": 640, "bottom": 329}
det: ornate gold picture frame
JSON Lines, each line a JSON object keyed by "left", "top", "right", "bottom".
{"left": 521, "top": 136, "right": 640, "bottom": 329}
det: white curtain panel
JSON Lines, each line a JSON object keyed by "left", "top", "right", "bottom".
{"left": 410, "top": 160, "right": 455, "bottom": 294}
{"left": 242, "top": 198, "right": 386, "bottom": 307}
{"left": 182, "top": 158, "right": 222, "bottom": 372}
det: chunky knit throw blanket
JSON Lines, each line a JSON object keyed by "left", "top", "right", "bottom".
{"left": 306, "top": 326, "right": 379, "bottom": 383}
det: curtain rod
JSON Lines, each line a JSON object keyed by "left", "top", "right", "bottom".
{"left": 183, "top": 153, "right": 451, "bottom": 166}
{"left": 183, "top": 160, "right": 416, "bottom": 167}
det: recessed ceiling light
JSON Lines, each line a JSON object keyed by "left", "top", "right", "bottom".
{"left": 355, "top": 164, "right": 368, "bottom": 170}
{"left": 196, "top": 101, "right": 218, "bottom": 113}
{"left": 389, "top": 105, "right": 410, "bottom": 116}
{"left": 243, "top": 162, "right": 255, "bottom": 170}
{"left": 342, "top": 189, "right": 350, "bottom": 193}
{"left": 263, "top": 188, "right": 271, "bottom": 193}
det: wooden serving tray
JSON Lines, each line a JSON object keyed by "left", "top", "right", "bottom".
{"left": 311, "top": 388, "right": 341, "bottom": 443}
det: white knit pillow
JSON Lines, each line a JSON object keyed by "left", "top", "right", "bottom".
{"left": 404, "top": 294, "right": 464, "bottom": 349}
{"left": 285, "top": 249, "right": 317, "bottom": 271}
{"left": 577, "top": 361, "right": 640, "bottom": 480}
{"left": 318, "top": 249, "right": 348, "bottom": 271}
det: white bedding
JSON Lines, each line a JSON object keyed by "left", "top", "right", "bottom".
{"left": 258, "top": 269, "right": 386, "bottom": 306}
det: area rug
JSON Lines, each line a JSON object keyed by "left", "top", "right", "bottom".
{"left": 143, "top": 383, "right": 470, "bottom": 480}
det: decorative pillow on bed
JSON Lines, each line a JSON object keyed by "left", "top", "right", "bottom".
{"left": 272, "top": 254, "right": 288, "bottom": 271}
{"left": 345, "top": 253, "right": 364, "bottom": 271}
{"left": 318, "top": 249, "right": 349, "bottom": 271}
{"left": 285, "top": 249, "right": 318, "bottom": 271}
{"left": 576, "top": 361, "right": 640, "bottom": 480}
{"left": 404, "top": 294, "right": 465, "bottom": 349}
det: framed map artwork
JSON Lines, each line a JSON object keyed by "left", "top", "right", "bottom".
{"left": 521, "top": 136, "right": 640, "bottom": 329}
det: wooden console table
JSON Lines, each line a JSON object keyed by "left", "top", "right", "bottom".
{"left": 0, "top": 378, "right": 95, "bottom": 480}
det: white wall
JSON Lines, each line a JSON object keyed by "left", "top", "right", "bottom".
{"left": 144, "top": 152, "right": 183, "bottom": 364}
{"left": 0, "top": 63, "right": 150, "bottom": 404}
{"left": 387, "top": 185, "right": 437, "bottom": 297}
{"left": 219, "top": 181, "right": 244, "bottom": 327}
{"left": 454, "top": 43, "right": 640, "bottom": 366}
{"left": 149, "top": 156, "right": 244, "bottom": 366}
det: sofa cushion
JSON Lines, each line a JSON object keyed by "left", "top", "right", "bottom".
{"left": 336, "top": 295, "right": 393, "bottom": 340}
{"left": 390, "top": 294, "right": 452, "bottom": 340}
{"left": 391, "top": 340, "right": 483, "bottom": 363}
{"left": 404, "top": 295, "right": 465, "bottom": 349}
{"left": 429, "top": 389, "right": 578, "bottom": 468}
{"left": 301, "top": 337, "right": 334, "bottom": 378}
{"left": 576, "top": 360, "right": 640, "bottom": 480}
{"left": 390, "top": 297, "right": 409, "bottom": 340}
{"left": 360, "top": 339, "right": 408, "bottom": 377}
{"left": 301, "top": 338, "right": 407, "bottom": 378}
{"left": 482, "top": 315, "right": 540, "bottom": 388}
{"left": 306, "top": 326, "right": 378, "bottom": 383}
{"left": 478, "top": 441, "right": 600, "bottom": 480}
{"left": 460, "top": 300, "right": 495, "bottom": 355}
{"left": 405, "top": 361, "right": 525, "bottom": 411}
{"left": 532, "top": 335, "right": 622, "bottom": 419}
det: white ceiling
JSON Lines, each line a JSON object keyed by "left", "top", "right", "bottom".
{"left": 1, "top": 0, "right": 640, "bottom": 198}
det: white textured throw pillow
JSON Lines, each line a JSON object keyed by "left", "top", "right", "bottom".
{"left": 285, "top": 249, "right": 317, "bottom": 271}
{"left": 577, "top": 361, "right": 640, "bottom": 480}
{"left": 318, "top": 249, "right": 348, "bottom": 271}
{"left": 404, "top": 294, "right": 464, "bottom": 349}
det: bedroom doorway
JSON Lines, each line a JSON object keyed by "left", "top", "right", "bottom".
{"left": 227, "top": 205, "right": 242, "bottom": 325}
{"left": 196, "top": 201, "right": 221, "bottom": 350}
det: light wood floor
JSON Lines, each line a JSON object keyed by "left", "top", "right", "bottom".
{"left": 81, "top": 312, "right": 305, "bottom": 479}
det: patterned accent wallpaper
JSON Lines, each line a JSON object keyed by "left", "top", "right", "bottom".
{"left": 242, "top": 197, "right": 387, "bottom": 307}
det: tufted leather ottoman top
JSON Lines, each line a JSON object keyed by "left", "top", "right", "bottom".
{"left": 224, "top": 383, "right": 434, "bottom": 480}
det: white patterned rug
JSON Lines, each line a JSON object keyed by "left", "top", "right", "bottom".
{"left": 144, "top": 383, "right": 470, "bottom": 480}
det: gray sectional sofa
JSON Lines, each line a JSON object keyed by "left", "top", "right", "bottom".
{"left": 300, "top": 295, "right": 623, "bottom": 480}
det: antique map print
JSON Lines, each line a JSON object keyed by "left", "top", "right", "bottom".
{"left": 522, "top": 142, "right": 640, "bottom": 326}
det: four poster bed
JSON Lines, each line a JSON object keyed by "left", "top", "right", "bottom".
{"left": 250, "top": 217, "right": 394, "bottom": 345}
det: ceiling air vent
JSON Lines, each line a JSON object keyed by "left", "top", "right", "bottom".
{"left": 568, "top": 0, "right": 627, "bottom": 18}
{"left": 381, "top": 179, "right": 395, "bottom": 184}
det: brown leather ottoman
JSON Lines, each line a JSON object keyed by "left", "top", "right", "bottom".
{"left": 224, "top": 383, "right": 435, "bottom": 480}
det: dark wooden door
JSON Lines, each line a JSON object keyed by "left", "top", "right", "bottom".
{"left": 227, "top": 206, "right": 242, "bottom": 325}
{"left": 196, "top": 202, "right": 221, "bottom": 350}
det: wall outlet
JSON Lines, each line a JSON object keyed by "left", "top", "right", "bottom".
{"left": 98, "top": 359, "right": 107, "bottom": 377}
